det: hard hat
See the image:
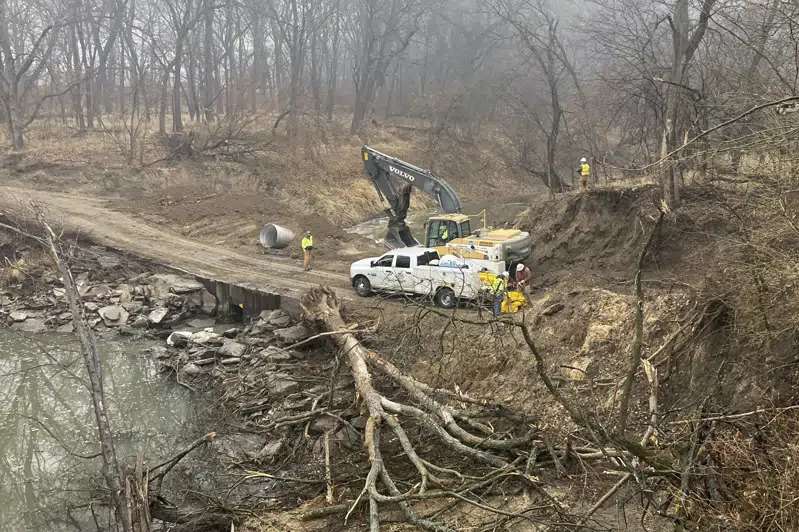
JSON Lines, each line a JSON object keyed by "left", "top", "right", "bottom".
{"left": 580, "top": 157, "right": 587, "bottom": 163}
{"left": 501, "top": 271, "right": 509, "bottom": 277}
{"left": 305, "top": 230, "right": 311, "bottom": 235}
{"left": 516, "top": 264, "right": 524, "bottom": 271}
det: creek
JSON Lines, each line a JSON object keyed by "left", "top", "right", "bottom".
{"left": 0, "top": 328, "right": 199, "bottom": 531}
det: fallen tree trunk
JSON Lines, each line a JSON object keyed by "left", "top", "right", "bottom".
{"left": 301, "top": 287, "right": 538, "bottom": 531}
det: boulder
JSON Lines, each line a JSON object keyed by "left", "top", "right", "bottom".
{"left": 52, "top": 288, "right": 66, "bottom": 299}
{"left": 99, "top": 305, "right": 129, "bottom": 327}
{"left": 260, "top": 309, "right": 280, "bottom": 321}
{"left": 267, "top": 373, "right": 300, "bottom": 397}
{"left": 268, "top": 315, "right": 292, "bottom": 329}
{"left": 166, "top": 293, "right": 185, "bottom": 308}
{"left": 167, "top": 331, "right": 192, "bottom": 347}
{"left": 14, "top": 318, "right": 46, "bottom": 333}
{"left": 88, "top": 284, "right": 113, "bottom": 299}
{"left": 274, "top": 324, "right": 310, "bottom": 344}
{"left": 84, "top": 302, "right": 100, "bottom": 312}
{"left": 310, "top": 416, "right": 338, "bottom": 434}
{"left": 57, "top": 322, "right": 74, "bottom": 334}
{"left": 147, "top": 274, "right": 205, "bottom": 300}
{"left": 148, "top": 307, "right": 169, "bottom": 325}
{"left": 190, "top": 330, "right": 220, "bottom": 345}
{"left": 259, "top": 440, "right": 284, "bottom": 460}
{"left": 218, "top": 339, "right": 246, "bottom": 358}
{"left": 130, "top": 316, "right": 149, "bottom": 329}
{"left": 334, "top": 426, "right": 362, "bottom": 449}
{"left": 116, "top": 284, "right": 134, "bottom": 303}
{"left": 10, "top": 311, "right": 27, "bottom": 322}
{"left": 181, "top": 363, "right": 202, "bottom": 376}
{"left": 186, "top": 288, "right": 216, "bottom": 313}
{"left": 222, "top": 328, "right": 240, "bottom": 338}
{"left": 350, "top": 415, "right": 369, "bottom": 430}
{"left": 260, "top": 346, "right": 292, "bottom": 362}
{"left": 75, "top": 271, "right": 89, "bottom": 289}
{"left": 260, "top": 309, "right": 292, "bottom": 329}
{"left": 122, "top": 301, "right": 144, "bottom": 314}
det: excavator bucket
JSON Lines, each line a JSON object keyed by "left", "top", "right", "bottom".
{"left": 384, "top": 226, "right": 419, "bottom": 249}
{"left": 384, "top": 183, "right": 420, "bottom": 248}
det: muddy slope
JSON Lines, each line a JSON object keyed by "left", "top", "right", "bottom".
{"left": 517, "top": 184, "right": 739, "bottom": 287}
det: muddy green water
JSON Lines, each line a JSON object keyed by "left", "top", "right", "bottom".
{"left": 0, "top": 329, "right": 196, "bottom": 531}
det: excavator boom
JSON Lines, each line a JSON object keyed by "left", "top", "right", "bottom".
{"left": 362, "top": 145, "right": 462, "bottom": 248}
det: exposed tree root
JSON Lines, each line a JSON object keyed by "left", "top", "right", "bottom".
{"left": 301, "top": 287, "right": 542, "bottom": 531}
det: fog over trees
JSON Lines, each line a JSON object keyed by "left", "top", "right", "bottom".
{"left": 1, "top": 0, "right": 797, "bottom": 200}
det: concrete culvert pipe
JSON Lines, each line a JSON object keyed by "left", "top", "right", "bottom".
{"left": 260, "top": 224, "right": 295, "bottom": 249}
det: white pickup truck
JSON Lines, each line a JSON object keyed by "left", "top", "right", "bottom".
{"left": 349, "top": 248, "right": 503, "bottom": 308}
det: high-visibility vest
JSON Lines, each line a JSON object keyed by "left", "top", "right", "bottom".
{"left": 581, "top": 163, "right": 590, "bottom": 177}
{"left": 301, "top": 236, "right": 313, "bottom": 249}
{"left": 440, "top": 227, "right": 448, "bottom": 240}
{"left": 490, "top": 276, "right": 506, "bottom": 295}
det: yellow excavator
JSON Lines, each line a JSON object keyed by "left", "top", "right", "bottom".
{"left": 362, "top": 145, "right": 533, "bottom": 264}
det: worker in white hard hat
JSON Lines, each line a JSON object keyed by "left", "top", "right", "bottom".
{"left": 490, "top": 271, "right": 510, "bottom": 317}
{"left": 577, "top": 157, "right": 590, "bottom": 188}
{"left": 514, "top": 263, "right": 532, "bottom": 298}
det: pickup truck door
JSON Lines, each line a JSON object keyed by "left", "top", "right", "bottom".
{"left": 370, "top": 254, "right": 395, "bottom": 290}
{"left": 392, "top": 255, "right": 413, "bottom": 292}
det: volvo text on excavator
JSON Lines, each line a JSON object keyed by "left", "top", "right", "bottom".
{"left": 362, "top": 145, "right": 532, "bottom": 263}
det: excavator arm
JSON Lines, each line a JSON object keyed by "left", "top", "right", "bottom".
{"left": 362, "top": 145, "right": 463, "bottom": 248}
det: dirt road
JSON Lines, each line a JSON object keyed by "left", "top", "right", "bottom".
{"left": 0, "top": 186, "right": 353, "bottom": 298}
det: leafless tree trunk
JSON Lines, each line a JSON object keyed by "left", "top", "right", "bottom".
{"left": 660, "top": 0, "right": 715, "bottom": 207}
{"left": 325, "top": 2, "right": 340, "bottom": 121}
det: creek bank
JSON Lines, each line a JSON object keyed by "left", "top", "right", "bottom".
{"left": 0, "top": 233, "right": 323, "bottom": 522}
{"left": 1, "top": 234, "right": 220, "bottom": 339}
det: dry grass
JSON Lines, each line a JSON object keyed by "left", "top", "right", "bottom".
{"left": 2, "top": 112, "right": 535, "bottom": 228}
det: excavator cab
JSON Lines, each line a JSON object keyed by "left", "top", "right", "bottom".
{"left": 425, "top": 215, "right": 471, "bottom": 247}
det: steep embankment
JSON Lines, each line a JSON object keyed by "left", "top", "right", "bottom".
{"left": 517, "top": 183, "right": 737, "bottom": 287}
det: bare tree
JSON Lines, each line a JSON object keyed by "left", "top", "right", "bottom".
{"left": 659, "top": 0, "right": 716, "bottom": 206}
{"left": 0, "top": 0, "right": 60, "bottom": 148}
{"left": 349, "top": 0, "right": 422, "bottom": 133}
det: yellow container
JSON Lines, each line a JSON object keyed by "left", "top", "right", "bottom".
{"left": 502, "top": 291, "right": 526, "bottom": 313}
{"left": 480, "top": 272, "right": 527, "bottom": 313}
{"left": 480, "top": 271, "right": 497, "bottom": 287}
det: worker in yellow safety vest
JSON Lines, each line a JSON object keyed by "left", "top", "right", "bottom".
{"left": 302, "top": 231, "right": 314, "bottom": 271}
{"left": 490, "top": 271, "right": 509, "bottom": 317}
{"left": 439, "top": 223, "right": 449, "bottom": 244}
{"left": 578, "top": 157, "right": 590, "bottom": 188}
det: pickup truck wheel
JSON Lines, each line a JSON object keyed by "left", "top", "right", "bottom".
{"left": 353, "top": 276, "right": 372, "bottom": 297}
{"left": 436, "top": 287, "right": 457, "bottom": 309}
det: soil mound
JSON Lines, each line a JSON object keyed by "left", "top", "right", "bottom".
{"left": 517, "top": 184, "right": 739, "bottom": 287}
